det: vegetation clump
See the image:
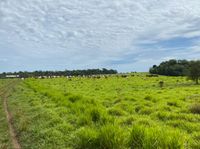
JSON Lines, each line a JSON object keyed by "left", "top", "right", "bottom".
{"left": 150, "top": 59, "right": 200, "bottom": 84}
{"left": 129, "top": 125, "right": 186, "bottom": 149}
{"left": 73, "top": 124, "right": 126, "bottom": 149}
{"left": 144, "top": 95, "right": 152, "bottom": 101}
{"left": 68, "top": 95, "right": 82, "bottom": 103}
{"left": 2, "top": 73, "right": 199, "bottom": 148}
{"left": 189, "top": 103, "right": 200, "bottom": 114}
{"left": 159, "top": 81, "right": 164, "bottom": 88}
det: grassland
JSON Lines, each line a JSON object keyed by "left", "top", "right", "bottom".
{"left": 0, "top": 97, "right": 12, "bottom": 149}
{"left": 1, "top": 73, "right": 200, "bottom": 148}
{"left": 0, "top": 80, "right": 12, "bottom": 149}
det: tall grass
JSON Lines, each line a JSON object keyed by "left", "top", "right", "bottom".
{"left": 189, "top": 103, "right": 200, "bottom": 114}
{"left": 129, "top": 125, "right": 187, "bottom": 149}
{"left": 4, "top": 74, "right": 200, "bottom": 148}
{"left": 73, "top": 124, "right": 126, "bottom": 149}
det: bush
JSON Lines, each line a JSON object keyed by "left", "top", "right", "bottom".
{"left": 189, "top": 103, "right": 200, "bottom": 114}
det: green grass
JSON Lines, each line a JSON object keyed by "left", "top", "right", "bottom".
{"left": 1, "top": 73, "right": 200, "bottom": 148}
{"left": 0, "top": 80, "right": 12, "bottom": 149}
{"left": 129, "top": 125, "right": 187, "bottom": 149}
{"left": 0, "top": 97, "right": 12, "bottom": 149}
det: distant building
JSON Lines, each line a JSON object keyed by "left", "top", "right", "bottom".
{"left": 6, "top": 75, "right": 20, "bottom": 78}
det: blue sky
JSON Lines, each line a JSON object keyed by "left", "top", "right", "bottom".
{"left": 0, "top": 0, "right": 200, "bottom": 72}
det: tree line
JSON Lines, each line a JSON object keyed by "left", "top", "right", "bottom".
{"left": 0, "top": 68, "right": 118, "bottom": 78}
{"left": 150, "top": 59, "right": 200, "bottom": 84}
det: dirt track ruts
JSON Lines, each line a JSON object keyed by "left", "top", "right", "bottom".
{"left": 0, "top": 80, "right": 21, "bottom": 149}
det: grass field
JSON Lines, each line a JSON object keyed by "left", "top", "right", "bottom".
{"left": 1, "top": 73, "right": 200, "bottom": 149}
{"left": 0, "top": 80, "right": 12, "bottom": 149}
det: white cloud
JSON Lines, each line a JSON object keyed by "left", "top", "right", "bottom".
{"left": 0, "top": 0, "right": 200, "bottom": 72}
{"left": 0, "top": 58, "right": 7, "bottom": 62}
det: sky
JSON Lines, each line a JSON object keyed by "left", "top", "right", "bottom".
{"left": 0, "top": 0, "right": 200, "bottom": 72}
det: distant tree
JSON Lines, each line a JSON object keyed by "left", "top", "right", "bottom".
{"left": 149, "top": 59, "right": 190, "bottom": 76}
{"left": 0, "top": 68, "right": 118, "bottom": 78}
{"left": 187, "top": 60, "right": 200, "bottom": 84}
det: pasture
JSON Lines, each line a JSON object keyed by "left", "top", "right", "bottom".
{"left": 0, "top": 73, "right": 200, "bottom": 149}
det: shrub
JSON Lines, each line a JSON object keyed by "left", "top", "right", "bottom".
{"left": 189, "top": 103, "right": 200, "bottom": 114}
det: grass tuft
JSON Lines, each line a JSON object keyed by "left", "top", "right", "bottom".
{"left": 189, "top": 103, "right": 200, "bottom": 114}
{"left": 129, "top": 125, "right": 186, "bottom": 149}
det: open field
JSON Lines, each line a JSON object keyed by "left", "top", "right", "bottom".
{"left": 0, "top": 80, "right": 13, "bottom": 149}
{"left": 0, "top": 73, "right": 200, "bottom": 149}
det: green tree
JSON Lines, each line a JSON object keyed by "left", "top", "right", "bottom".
{"left": 188, "top": 60, "right": 200, "bottom": 84}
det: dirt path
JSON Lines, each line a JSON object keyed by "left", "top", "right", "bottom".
{"left": 0, "top": 81, "right": 21, "bottom": 149}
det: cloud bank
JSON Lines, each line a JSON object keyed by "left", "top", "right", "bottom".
{"left": 0, "top": 0, "right": 200, "bottom": 72}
